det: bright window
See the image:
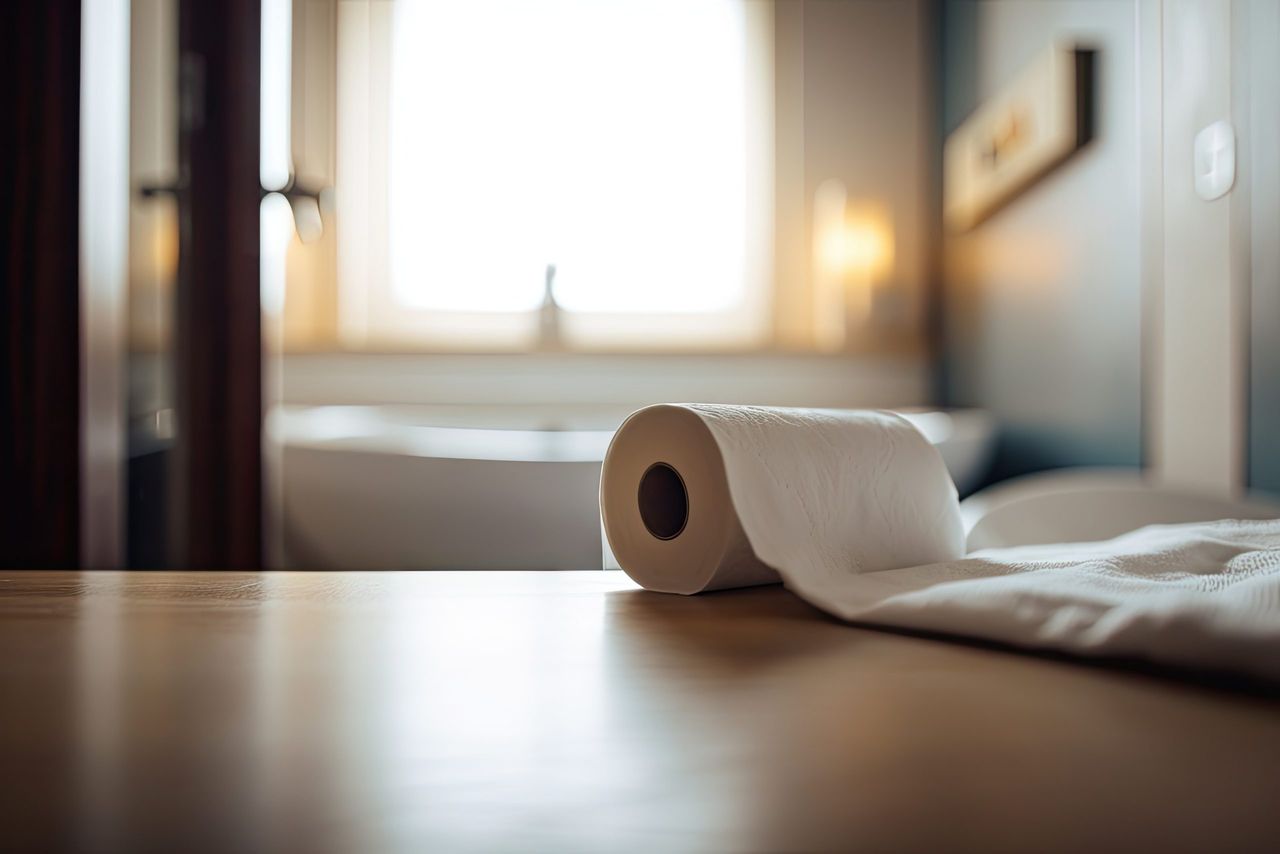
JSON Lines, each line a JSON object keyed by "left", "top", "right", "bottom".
{"left": 337, "top": 0, "right": 774, "bottom": 349}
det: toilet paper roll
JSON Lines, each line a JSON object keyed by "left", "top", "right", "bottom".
{"left": 600, "top": 404, "right": 965, "bottom": 594}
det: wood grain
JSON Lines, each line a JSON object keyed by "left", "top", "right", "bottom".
{"left": 1, "top": 570, "right": 1276, "bottom": 852}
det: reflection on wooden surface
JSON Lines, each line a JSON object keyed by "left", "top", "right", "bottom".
{"left": 1, "top": 571, "right": 1277, "bottom": 852}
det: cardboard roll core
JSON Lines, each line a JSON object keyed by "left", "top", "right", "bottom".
{"left": 638, "top": 462, "right": 689, "bottom": 540}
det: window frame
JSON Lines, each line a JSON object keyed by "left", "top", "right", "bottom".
{"left": 333, "top": 0, "right": 778, "bottom": 353}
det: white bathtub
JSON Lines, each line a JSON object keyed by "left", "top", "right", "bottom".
{"left": 275, "top": 404, "right": 995, "bottom": 570}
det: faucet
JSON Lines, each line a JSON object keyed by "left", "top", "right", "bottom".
{"left": 539, "top": 263, "right": 562, "bottom": 350}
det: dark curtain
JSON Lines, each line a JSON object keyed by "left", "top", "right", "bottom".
{"left": 0, "top": 1, "right": 82, "bottom": 568}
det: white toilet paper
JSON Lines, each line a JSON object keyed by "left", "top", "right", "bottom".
{"left": 600, "top": 404, "right": 965, "bottom": 595}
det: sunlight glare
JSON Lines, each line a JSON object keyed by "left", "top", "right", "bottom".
{"left": 388, "top": 0, "right": 750, "bottom": 315}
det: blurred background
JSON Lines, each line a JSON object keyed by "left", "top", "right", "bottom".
{"left": 3, "top": 0, "right": 1276, "bottom": 571}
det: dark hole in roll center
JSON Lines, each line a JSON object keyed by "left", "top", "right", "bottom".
{"left": 638, "top": 462, "right": 689, "bottom": 541}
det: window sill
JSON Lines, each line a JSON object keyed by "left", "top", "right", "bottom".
{"left": 280, "top": 326, "right": 924, "bottom": 359}
{"left": 280, "top": 345, "right": 930, "bottom": 410}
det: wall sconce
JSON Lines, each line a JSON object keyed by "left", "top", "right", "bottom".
{"left": 812, "top": 180, "right": 894, "bottom": 352}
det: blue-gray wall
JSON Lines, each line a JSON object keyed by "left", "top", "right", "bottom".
{"left": 937, "top": 0, "right": 1143, "bottom": 486}
{"left": 1248, "top": 2, "right": 1280, "bottom": 496}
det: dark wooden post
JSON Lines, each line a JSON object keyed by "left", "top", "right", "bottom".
{"left": 174, "top": 0, "right": 263, "bottom": 568}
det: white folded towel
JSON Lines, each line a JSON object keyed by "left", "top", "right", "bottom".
{"left": 784, "top": 519, "right": 1280, "bottom": 681}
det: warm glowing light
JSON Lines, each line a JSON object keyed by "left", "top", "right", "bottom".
{"left": 815, "top": 206, "right": 894, "bottom": 279}
{"left": 150, "top": 206, "right": 180, "bottom": 283}
{"left": 811, "top": 180, "right": 895, "bottom": 350}
{"left": 844, "top": 218, "right": 893, "bottom": 275}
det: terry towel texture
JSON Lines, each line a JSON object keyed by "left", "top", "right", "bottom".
{"left": 781, "top": 520, "right": 1280, "bottom": 681}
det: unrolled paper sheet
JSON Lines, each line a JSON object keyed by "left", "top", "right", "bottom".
{"left": 601, "top": 404, "right": 1280, "bottom": 682}
{"left": 600, "top": 404, "right": 965, "bottom": 595}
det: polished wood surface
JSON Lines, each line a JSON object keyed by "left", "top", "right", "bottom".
{"left": 2, "top": 571, "right": 1277, "bottom": 853}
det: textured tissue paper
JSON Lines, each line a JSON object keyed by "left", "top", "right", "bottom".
{"left": 600, "top": 404, "right": 965, "bottom": 595}
{"left": 600, "top": 403, "right": 1280, "bottom": 681}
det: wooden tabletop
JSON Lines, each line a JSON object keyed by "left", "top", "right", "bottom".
{"left": 2, "top": 570, "right": 1277, "bottom": 853}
